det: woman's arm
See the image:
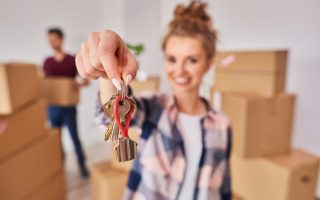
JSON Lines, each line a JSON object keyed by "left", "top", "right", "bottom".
{"left": 99, "top": 78, "right": 116, "bottom": 105}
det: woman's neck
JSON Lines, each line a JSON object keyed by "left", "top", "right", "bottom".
{"left": 174, "top": 90, "right": 207, "bottom": 115}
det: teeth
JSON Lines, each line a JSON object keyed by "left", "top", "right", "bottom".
{"left": 174, "top": 77, "right": 189, "bottom": 84}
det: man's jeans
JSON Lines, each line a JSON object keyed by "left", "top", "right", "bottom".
{"left": 47, "top": 105, "right": 86, "bottom": 165}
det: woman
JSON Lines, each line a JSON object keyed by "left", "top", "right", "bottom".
{"left": 76, "top": 1, "right": 232, "bottom": 199}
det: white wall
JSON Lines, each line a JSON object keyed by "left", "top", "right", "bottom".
{"left": 124, "top": 0, "right": 162, "bottom": 76}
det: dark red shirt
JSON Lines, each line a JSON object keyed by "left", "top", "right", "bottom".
{"left": 43, "top": 54, "right": 77, "bottom": 78}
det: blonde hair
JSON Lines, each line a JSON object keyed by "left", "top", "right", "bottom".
{"left": 162, "top": 1, "right": 217, "bottom": 59}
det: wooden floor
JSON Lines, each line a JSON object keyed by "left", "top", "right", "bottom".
{"left": 64, "top": 142, "right": 110, "bottom": 200}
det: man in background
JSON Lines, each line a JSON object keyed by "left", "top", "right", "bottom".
{"left": 43, "top": 27, "right": 89, "bottom": 178}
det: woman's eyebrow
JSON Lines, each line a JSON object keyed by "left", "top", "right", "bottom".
{"left": 186, "top": 53, "right": 201, "bottom": 57}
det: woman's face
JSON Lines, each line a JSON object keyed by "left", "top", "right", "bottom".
{"left": 164, "top": 35, "right": 211, "bottom": 94}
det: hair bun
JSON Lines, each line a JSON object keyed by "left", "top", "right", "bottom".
{"left": 163, "top": 1, "right": 217, "bottom": 59}
{"left": 172, "top": 1, "right": 212, "bottom": 30}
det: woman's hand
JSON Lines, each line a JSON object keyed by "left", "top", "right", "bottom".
{"left": 75, "top": 30, "right": 138, "bottom": 90}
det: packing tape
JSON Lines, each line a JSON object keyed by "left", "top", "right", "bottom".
{"left": 221, "top": 54, "right": 236, "bottom": 67}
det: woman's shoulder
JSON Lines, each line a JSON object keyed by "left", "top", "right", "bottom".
{"left": 204, "top": 108, "right": 231, "bottom": 132}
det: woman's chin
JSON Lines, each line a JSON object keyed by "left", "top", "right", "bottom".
{"left": 171, "top": 83, "right": 196, "bottom": 94}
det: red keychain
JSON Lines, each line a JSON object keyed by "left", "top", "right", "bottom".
{"left": 113, "top": 95, "right": 133, "bottom": 139}
{"left": 111, "top": 83, "right": 138, "bottom": 162}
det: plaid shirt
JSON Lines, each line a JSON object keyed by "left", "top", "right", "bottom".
{"left": 95, "top": 91, "right": 232, "bottom": 200}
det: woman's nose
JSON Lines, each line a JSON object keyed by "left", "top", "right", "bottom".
{"left": 174, "top": 61, "right": 186, "bottom": 74}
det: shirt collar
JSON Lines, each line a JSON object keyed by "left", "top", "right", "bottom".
{"left": 166, "top": 95, "right": 214, "bottom": 123}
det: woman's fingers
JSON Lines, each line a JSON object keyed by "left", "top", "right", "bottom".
{"left": 75, "top": 53, "right": 98, "bottom": 80}
{"left": 76, "top": 29, "right": 138, "bottom": 89}
{"left": 81, "top": 42, "right": 107, "bottom": 78}
{"left": 97, "top": 30, "right": 122, "bottom": 82}
{"left": 122, "top": 51, "right": 138, "bottom": 85}
{"left": 119, "top": 41, "right": 128, "bottom": 69}
{"left": 88, "top": 32, "right": 104, "bottom": 72}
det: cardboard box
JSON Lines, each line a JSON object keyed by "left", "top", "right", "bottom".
{"left": 0, "top": 99, "right": 47, "bottom": 162}
{"left": 0, "top": 129, "right": 63, "bottom": 200}
{"left": 27, "top": 170, "right": 66, "bottom": 200}
{"left": 232, "top": 149, "right": 320, "bottom": 200}
{"left": 214, "top": 50, "right": 287, "bottom": 97}
{"left": 233, "top": 196, "right": 243, "bottom": 200}
{"left": 42, "top": 77, "right": 79, "bottom": 106}
{"left": 131, "top": 76, "right": 160, "bottom": 94}
{"left": 0, "top": 63, "right": 40, "bottom": 115}
{"left": 91, "top": 161, "right": 128, "bottom": 200}
{"left": 220, "top": 93, "right": 295, "bottom": 157}
{"left": 110, "top": 127, "right": 140, "bottom": 172}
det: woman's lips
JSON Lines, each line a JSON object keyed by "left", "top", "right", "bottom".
{"left": 173, "top": 76, "right": 191, "bottom": 85}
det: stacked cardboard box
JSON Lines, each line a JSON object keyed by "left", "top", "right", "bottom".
{"left": 220, "top": 93, "right": 295, "bottom": 158}
{"left": 41, "top": 77, "right": 79, "bottom": 106}
{"left": 91, "top": 161, "right": 129, "bottom": 200}
{"left": 214, "top": 50, "right": 287, "bottom": 97}
{"left": 0, "top": 63, "right": 65, "bottom": 200}
{"left": 130, "top": 76, "right": 160, "bottom": 95}
{"left": 0, "top": 63, "right": 40, "bottom": 114}
{"left": 232, "top": 150, "right": 319, "bottom": 200}
{"left": 90, "top": 77, "right": 159, "bottom": 200}
{"left": 213, "top": 50, "right": 319, "bottom": 199}
{"left": 233, "top": 196, "right": 243, "bottom": 200}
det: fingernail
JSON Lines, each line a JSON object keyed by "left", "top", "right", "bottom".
{"left": 112, "top": 78, "right": 121, "bottom": 90}
{"left": 125, "top": 74, "right": 132, "bottom": 86}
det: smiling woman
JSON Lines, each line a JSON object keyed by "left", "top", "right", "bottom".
{"left": 75, "top": 1, "right": 232, "bottom": 200}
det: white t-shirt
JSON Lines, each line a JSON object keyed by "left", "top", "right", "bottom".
{"left": 177, "top": 112, "right": 203, "bottom": 200}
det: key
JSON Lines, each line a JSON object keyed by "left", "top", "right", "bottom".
{"left": 103, "top": 97, "right": 117, "bottom": 141}
{"left": 118, "top": 98, "right": 131, "bottom": 122}
{"left": 107, "top": 95, "right": 130, "bottom": 141}
{"left": 104, "top": 120, "right": 117, "bottom": 141}
{"left": 113, "top": 95, "right": 138, "bottom": 162}
{"left": 114, "top": 98, "right": 131, "bottom": 140}
{"left": 111, "top": 121, "right": 120, "bottom": 141}
{"left": 102, "top": 80, "right": 138, "bottom": 162}
{"left": 102, "top": 96, "right": 116, "bottom": 119}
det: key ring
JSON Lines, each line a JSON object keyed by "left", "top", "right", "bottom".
{"left": 121, "top": 81, "right": 126, "bottom": 101}
{"left": 116, "top": 80, "right": 126, "bottom": 102}
{"left": 113, "top": 95, "right": 133, "bottom": 138}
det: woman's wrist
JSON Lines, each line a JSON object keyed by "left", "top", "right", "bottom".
{"left": 99, "top": 78, "right": 116, "bottom": 104}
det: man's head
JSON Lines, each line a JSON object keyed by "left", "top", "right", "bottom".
{"left": 47, "top": 28, "right": 64, "bottom": 51}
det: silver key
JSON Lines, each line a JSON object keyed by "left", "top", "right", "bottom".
{"left": 118, "top": 98, "right": 131, "bottom": 119}
{"left": 113, "top": 98, "right": 131, "bottom": 140}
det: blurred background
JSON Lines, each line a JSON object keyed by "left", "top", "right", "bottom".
{"left": 0, "top": 0, "right": 319, "bottom": 199}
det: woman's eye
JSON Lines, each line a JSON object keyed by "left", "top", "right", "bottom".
{"left": 188, "top": 58, "right": 198, "bottom": 64}
{"left": 167, "top": 57, "right": 176, "bottom": 63}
